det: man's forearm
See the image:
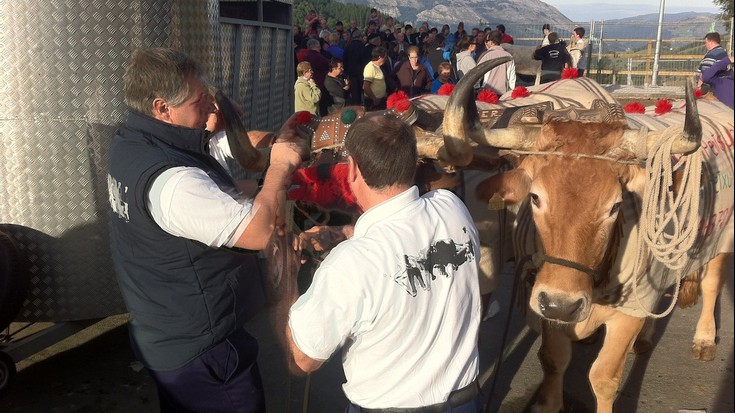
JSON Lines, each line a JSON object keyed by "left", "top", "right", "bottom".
{"left": 233, "top": 164, "right": 292, "bottom": 250}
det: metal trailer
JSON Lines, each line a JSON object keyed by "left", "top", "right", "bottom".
{"left": 0, "top": 0, "right": 293, "bottom": 395}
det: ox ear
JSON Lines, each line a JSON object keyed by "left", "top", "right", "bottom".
{"left": 475, "top": 169, "right": 532, "bottom": 206}
{"left": 620, "top": 164, "right": 647, "bottom": 195}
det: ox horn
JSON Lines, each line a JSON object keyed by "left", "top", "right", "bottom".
{"left": 443, "top": 57, "right": 538, "bottom": 166}
{"left": 215, "top": 91, "right": 267, "bottom": 171}
{"left": 619, "top": 81, "right": 702, "bottom": 159}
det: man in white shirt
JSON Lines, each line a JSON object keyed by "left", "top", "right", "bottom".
{"left": 277, "top": 112, "right": 484, "bottom": 412}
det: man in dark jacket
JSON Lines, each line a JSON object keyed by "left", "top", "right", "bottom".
{"left": 532, "top": 32, "right": 572, "bottom": 83}
{"left": 107, "top": 47, "right": 304, "bottom": 413}
{"left": 344, "top": 29, "right": 366, "bottom": 104}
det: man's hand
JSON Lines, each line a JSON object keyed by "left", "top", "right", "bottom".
{"left": 271, "top": 112, "right": 311, "bottom": 168}
{"left": 298, "top": 225, "right": 354, "bottom": 254}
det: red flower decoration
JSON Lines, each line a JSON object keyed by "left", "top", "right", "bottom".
{"left": 476, "top": 89, "right": 499, "bottom": 104}
{"left": 694, "top": 89, "right": 703, "bottom": 99}
{"left": 511, "top": 86, "right": 530, "bottom": 99}
{"left": 562, "top": 67, "right": 578, "bottom": 79}
{"left": 296, "top": 111, "right": 312, "bottom": 124}
{"left": 624, "top": 102, "right": 646, "bottom": 114}
{"left": 387, "top": 91, "right": 410, "bottom": 109}
{"left": 437, "top": 83, "right": 455, "bottom": 96}
{"left": 654, "top": 98, "right": 672, "bottom": 115}
{"left": 288, "top": 163, "right": 357, "bottom": 209}
{"left": 394, "top": 99, "right": 412, "bottom": 113}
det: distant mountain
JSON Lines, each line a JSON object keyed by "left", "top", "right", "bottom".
{"left": 605, "top": 11, "right": 721, "bottom": 23}
{"left": 340, "top": 0, "right": 573, "bottom": 27}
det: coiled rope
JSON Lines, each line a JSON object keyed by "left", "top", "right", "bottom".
{"left": 633, "top": 125, "right": 703, "bottom": 318}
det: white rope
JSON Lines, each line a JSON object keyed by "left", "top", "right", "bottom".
{"left": 633, "top": 125, "right": 703, "bottom": 318}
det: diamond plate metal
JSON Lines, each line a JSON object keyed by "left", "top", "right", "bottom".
{"left": 0, "top": 0, "right": 224, "bottom": 322}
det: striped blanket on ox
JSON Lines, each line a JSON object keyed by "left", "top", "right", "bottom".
{"left": 501, "top": 81, "right": 734, "bottom": 317}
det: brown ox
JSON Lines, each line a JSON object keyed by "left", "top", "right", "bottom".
{"left": 442, "top": 59, "right": 734, "bottom": 413}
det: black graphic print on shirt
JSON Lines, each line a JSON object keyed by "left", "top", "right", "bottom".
{"left": 390, "top": 227, "right": 475, "bottom": 297}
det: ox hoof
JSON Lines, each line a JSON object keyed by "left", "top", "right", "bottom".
{"left": 633, "top": 337, "right": 654, "bottom": 354}
{"left": 691, "top": 340, "right": 717, "bottom": 361}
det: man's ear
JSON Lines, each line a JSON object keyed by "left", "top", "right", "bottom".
{"left": 347, "top": 156, "right": 358, "bottom": 183}
{"left": 152, "top": 98, "right": 171, "bottom": 123}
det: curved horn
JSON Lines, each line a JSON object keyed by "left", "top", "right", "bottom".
{"left": 620, "top": 81, "right": 702, "bottom": 158}
{"left": 443, "top": 57, "right": 533, "bottom": 166}
{"left": 215, "top": 91, "right": 267, "bottom": 171}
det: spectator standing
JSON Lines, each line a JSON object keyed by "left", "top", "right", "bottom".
{"left": 701, "top": 54, "right": 734, "bottom": 109}
{"left": 363, "top": 46, "right": 389, "bottom": 110}
{"left": 304, "top": 10, "right": 319, "bottom": 37}
{"left": 455, "top": 36, "right": 478, "bottom": 86}
{"left": 697, "top": 32, "right": 729, "bottom": 87}
{"left": 395, "top": 45, "right": 432, "bottom": 97}
{"left": 298, "top": 38, "right": 330, "bottom": 89}
{"left": 431, "top": 61, "right": 456, "bottom": 93}
{"left": 279, "top": 111, "right": 483, "bottom": 413}
{"left": 567, "top": 27, "right": 588, "bottom": 77}
{"left": 324, "top": 58, "right": 351, "bottom": 113}
{"left": 427, "top": 34, "right": 447, "bottom": 77}
{"left": 541, "top": 24, "right": 551, "bottom": 46}
{"left": 294, "top": 61, "right": 321, "bottom": 115}
{"left": 348, "top": 20, "right": 361, "bottom": 39}
{"left": 367, "top": 8, "right": 382, "bottom": 29}
{"left": 325, "top": 33, "right": 345, "bottom": 60}
{"left": 108, "top": 47, "right": 304, "bottom": 413}
{"left": 496, "top": 24, "right": 514, "bottom": 44}
{"left": 533, "top": 32, "right": 572, "bottom": 83}
{"left": 344, "top": 29, "right": 365, "bottom": 105}
{"left": 477, "top": 30, "right": 516, "bottom": 95}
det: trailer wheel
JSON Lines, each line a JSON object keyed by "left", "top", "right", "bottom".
{"left": 0, "top": 351, "right": 16, "bottom": 397}
{"left": 0, "top": 229, "right": 30, "bottom": 331}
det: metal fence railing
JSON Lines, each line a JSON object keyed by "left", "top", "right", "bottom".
{"left": 500, "top": 18, "right": 732, "bottom": 87}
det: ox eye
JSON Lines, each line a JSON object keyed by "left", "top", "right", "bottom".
{"left": 530, "top": 193, "right": 540, "bottom": 207}
{"left": 610, "top": 202, "right": 622, "bottom": 216}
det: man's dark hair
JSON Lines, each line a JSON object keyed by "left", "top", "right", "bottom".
{"left": 456, "top": 36, "right": 475, "bottom": 51}
{"left": 496, "top": 24, "right": 506, "bottom": 34}
{"left": 434, "top": 34, "right": 445, "bottom": 47}
{"left": 548, "top": 32, "right": 559, "bottom": 45}
{"left": 404, "top": 24, "right": 413, "bottom": 31}
{"left": 573, "top": 27, "right": 585, "bottom": 38}
{"left": 345, "top": 112, "right": 417, "bottom": 189}
{"left": 371, "top": 46, "right": 387, "bottom": 61}
{"left": 329, "top": 58, "right": 344, "bottom": 70}
{"left": 486, "top": 30, "right": 502, "bottom": 46}
{"left": 704, "top": 32, "right": 721, "bottom": 44}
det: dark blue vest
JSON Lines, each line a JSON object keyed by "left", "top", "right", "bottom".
{"left": 107, "top": 111, "right": 264, "bottom": 371}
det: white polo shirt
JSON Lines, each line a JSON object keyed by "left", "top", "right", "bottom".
{"left": 289, "top": 187, "right": 482, "bottom": 408}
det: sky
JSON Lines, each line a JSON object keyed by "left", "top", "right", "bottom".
{"left": 542, "top": 0, "right": 721, "bottom": 21}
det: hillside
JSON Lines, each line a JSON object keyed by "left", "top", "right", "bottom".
{"left": 337, "top": 0, "right": 573, "bottom": 27}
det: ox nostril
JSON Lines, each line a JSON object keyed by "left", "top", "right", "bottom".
{"left": 538, "top": 292, "right": 550, "bottom": 313}
{"left": 537, "top": 294, "right": 584, "bottom": 322}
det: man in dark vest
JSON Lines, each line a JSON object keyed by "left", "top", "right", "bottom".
{"left": 107, "top": 47, "right": 303, "bottom": 413}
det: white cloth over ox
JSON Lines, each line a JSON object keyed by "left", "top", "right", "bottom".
{"left": 505, "top": 80, "right": 734, "bottom": 318}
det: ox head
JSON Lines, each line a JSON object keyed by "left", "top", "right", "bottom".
{"left": 446, "top": 59, "right": 703, "bottom": 323}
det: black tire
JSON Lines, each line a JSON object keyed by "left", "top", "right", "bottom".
{"left": 0, "top": 351, "right": 16, "bottom": 397}
{"left": 0, "top": 229, "right": 30, "bottom": 331}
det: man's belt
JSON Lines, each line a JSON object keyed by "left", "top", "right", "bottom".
{"left": 355, "top": 380, "right": 480, "bottom": 413}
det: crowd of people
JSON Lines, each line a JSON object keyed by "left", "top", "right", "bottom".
{"left": 293, "top": 11, "right": 590, "bottom": 115}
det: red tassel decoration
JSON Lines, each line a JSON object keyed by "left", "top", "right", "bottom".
{"left": 387, "top": 91, "right": 410, "bottom": 109}
{"left": 476, "top": 89, "right": 499, "bottom": 104}
{"left": 624, "top": 102, "right": 646, "bottom": 114}
{"left": 296, "top": 111, "right": 312, "bottom": 124}
{"left": 288, "top": 163, "right": 357, "bottom": 209}
{"left": 654, "top": 98, "right": 672, "bottom": 115}
{"left": 562, "top": 67, "right": 578, "bottom": 79}
{"left": 694, "top": 89, "right": 703, "bottom": 99}
{"left": 511, "top": 86, "right": 530, "bottom": 99}
{"left": 437, "top": 83, "right": 455, "bottom": 96}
